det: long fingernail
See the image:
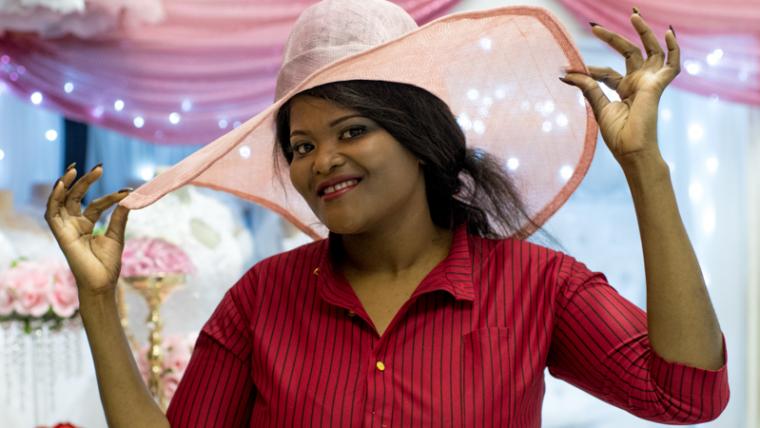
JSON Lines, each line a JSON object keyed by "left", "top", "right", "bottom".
{"left": 559, "top": 76, "right": 571, "bottom": 84}
{"left": 589, "top": 22, "right": 600, "bottom": 27}
{"left": 90, "top": 163, "right": 103, "bottom": 172}
{"left": 53, "top": 179, "right": 61, "bottom": 190}
{"left": 669, "top": 25, "right": 676, "bottom": 38}
{"left": 65, "top": 162, "right": 76, "bottom": 172}
{"left": 118, "top": 187, "right": 134, "bottom": 193}
{"left": 564, "top": 68, "right": 588, "bottom": 76}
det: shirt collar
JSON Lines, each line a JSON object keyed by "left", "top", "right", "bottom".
{"left": 312, "top": 223, "right": 475, "bottom": 310}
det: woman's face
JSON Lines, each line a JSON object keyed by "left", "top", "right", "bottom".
{"left": 288, "top": 95, "right": 428, "bottom": 235}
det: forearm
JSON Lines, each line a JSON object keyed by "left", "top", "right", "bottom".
{"left": 79, "top": 289, "right": 170, "bottom": 428}
{"left": 620, "top": 149, "right": 724, "bottom": 370}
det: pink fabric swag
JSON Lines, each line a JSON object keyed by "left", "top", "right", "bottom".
{"left": 0, "top": 0, "right": 458, "bottom": 145}
{"left": 559, "top": 0, "right": 760, "bottom": 105}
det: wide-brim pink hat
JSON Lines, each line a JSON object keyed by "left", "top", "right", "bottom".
{"left": 120, "top": 0, "right": 597, "bottom": 239}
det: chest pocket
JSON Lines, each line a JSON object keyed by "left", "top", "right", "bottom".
{"left": 460, "top": 327, "right": 512, "bottom": 427}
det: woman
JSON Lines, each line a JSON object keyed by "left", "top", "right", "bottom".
{"left": 44, "top": 1, "right": 728, "bottom": 427}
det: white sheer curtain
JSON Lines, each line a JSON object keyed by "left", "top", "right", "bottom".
{"left": 0, "top": 81, "right": 62, "bottom": 209}
{"left": 747, "top": 109, "right": 760, "bottom": 428}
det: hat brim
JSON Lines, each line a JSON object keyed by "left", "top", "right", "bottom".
{"left": 120, "top": 5, "right": 597, "bottom": 240}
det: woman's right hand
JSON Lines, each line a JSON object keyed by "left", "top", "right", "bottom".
{"left": 44, "top": 164, "right": 132, "bottom": 297}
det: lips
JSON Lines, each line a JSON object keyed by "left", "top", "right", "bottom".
{"left": 322, "top": 178, "right": 360, "bottom": 196}
{"left": 320, "top": 179, "right": 361, "bottom": 201}
{"left": 316, "top": 175, "right": 363, "bottom": 196}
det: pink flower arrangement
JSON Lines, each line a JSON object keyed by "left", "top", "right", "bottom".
{"left": 121, "top": 237, "right": 195, "bottom": 278}
{"left": 35, "top": 423, "right": 80, "bottom": 428}
{"left": 135, "top": 332, "right": 197, "bottom": 403}
{"left": 0, "top": 260, "right": 79, "bottom": 330}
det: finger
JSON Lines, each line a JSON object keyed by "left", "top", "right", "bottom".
{"left": 590, "top": 24, "right": 644, "bottom": 74}
{"left": 630, "top": 12, "right": 664, "bottom": 67}
{"left": 44, "top": 180, "right": 65, "bottom": 232}
{"left": 64, "top": 164, "right": 103, "bottom": 216}
{"left": 663, "top": 27, "right": 680, "bottom": 83}
{"left": 60, "top": 164, "right": 78, "bottom": 189}
{"left": 82, "top": 188, "right": 132, "bottom": 224}
{"left": 105, "top": 205, "right": 130, "bottom": 244}
{"left": 560, "top": 73, "right": 611, "bottom": 119}
{"left": 45, "top": 163, "right": 78, "bottom": 228}
{"left": 587, "top": 66, "right": 625, "bottom": 91}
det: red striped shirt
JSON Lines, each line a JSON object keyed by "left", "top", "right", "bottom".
{"left": 166, "top": 224, "right": 729, "bottom": 427}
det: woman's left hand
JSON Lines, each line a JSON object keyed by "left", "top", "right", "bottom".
{"left": 560, "top": 10, "right": 679, "bottom": 165}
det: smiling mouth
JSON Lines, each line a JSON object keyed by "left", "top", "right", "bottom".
{"left": 319, "top": 178, "right": 361, "bottom": 198}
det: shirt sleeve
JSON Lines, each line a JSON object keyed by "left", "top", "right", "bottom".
{"left": 546, "top": 255, "right": 729, "bottom": 424}
{"left": 166, "top": 274, "right": 257, "bottom": 427}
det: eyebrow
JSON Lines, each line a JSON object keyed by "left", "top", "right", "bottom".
{"left": 290, "top": 114, "right": 364, "bottom": 138}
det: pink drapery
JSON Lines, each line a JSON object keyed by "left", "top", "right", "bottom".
{"left": 0, "top": 0, "right": 166, "bottom": 38}
{"left": 0, "top": 0, "right": 459, "bottom": 145}
{"left": 558, "top": 0, "right": 760, "bottom": 105}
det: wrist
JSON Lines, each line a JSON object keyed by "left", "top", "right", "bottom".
{"left": 78, "top": 288, "right": 118, "bottom": 311}
{"left": 617, "top": 149, "right": 671, "bottom": 191}
{"left": 617, "top": 148, "right": 667, "bottom": 171}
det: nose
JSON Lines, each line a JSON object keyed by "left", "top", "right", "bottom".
{"left": 312, "top": 142, "right": 346, "bottom": 175}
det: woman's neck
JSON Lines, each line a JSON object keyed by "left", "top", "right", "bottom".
{"left": 337, "top": 210, "right": 453, "bottom": 278}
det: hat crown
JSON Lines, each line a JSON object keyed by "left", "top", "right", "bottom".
{"left": 275, "top": 0, "right": 418, "bottom": 100}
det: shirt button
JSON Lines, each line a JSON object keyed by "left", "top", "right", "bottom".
{"left": 347, "top": 310, "right": 356, "bottom": 317}
{"left": 376, "top": 361, "right": 385, "bottom": 371}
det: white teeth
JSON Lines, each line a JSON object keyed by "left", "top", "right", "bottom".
{"left": 323, "top": 179, "right": 358, "bottom": 195}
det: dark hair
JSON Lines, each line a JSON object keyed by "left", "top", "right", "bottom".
{"left": 274, "top": 80, "right": 554, "bottom": 242}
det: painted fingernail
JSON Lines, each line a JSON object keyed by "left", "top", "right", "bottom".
{"left": 90, "top": 163, "right": 103, "bottom": 172}
{"left": 118, "top": 187, "right": 134, "bottom": 193}
{"left": 559, "top": 76, "right": 571, "bottom": 84}
{"left": 669, "top": 25, "right": 676, "bottom": 37}
{"left": 65, "top": 162, "right": 76, "bottom": 172}
{"left": 589, "top": 22, "right": 599, "bottom": 27}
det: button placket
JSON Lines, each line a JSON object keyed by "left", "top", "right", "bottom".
{"left": 366, "top": 354, "right": 387, "bottom": 428}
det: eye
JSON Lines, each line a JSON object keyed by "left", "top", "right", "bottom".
{"left": 340, "top": 125, "right": 367, "bottom": 140}
{"left": 292, "top": 142, "right": 314, "bottom": 156}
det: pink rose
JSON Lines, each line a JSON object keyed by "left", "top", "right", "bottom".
{"left": 12, "top": 262, "right": 51, "bottom": 317}
{"left": 132, "top": 332, "right": 196, "bottom": 403}
{"left": 163, "top": 372, "right": 181, "bottom": 399}
{"left": 121, "top": 237, "right": 195, "bottom": 278}
{"left": 0, "top": 287, "right": 14, "bottom": 316}
{"left": 0, "top": 269, "right": 17, "bottom": 316}
{"left": 49, "top": 265, "right": 79, "bottom": 318}
{"left": 164, "top": 343, "right": 192, "bottom": 374}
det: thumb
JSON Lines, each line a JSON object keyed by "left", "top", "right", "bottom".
{"left": 105, "top": 205, "right": 130, "bottom": 244}
{"left": 560, "top": 73, "right": 611, "bottom": 120}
